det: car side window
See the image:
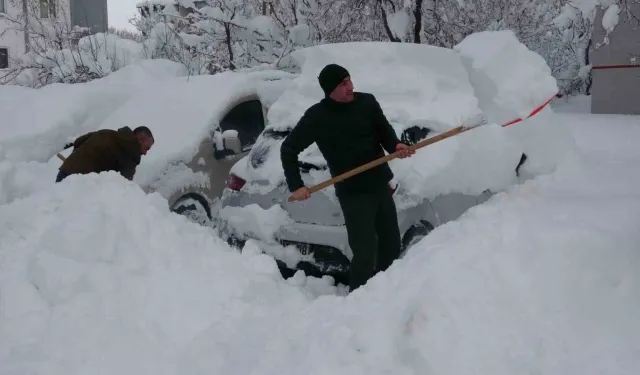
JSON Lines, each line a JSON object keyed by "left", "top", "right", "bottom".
{"left": 219, "top": 99, "right": 265, "bottom": 151}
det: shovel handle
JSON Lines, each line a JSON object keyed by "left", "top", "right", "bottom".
{"left": 286, "top": 125, "right": 469, "bottom": 202}
{"left": 308, "top": 125, "right": 468, "bottom": 194}
{"left": 57, "top": 153, "right": 66, "bottom": 161}
{"left": 287, "top": 91, "right": 558, "bottom": 201}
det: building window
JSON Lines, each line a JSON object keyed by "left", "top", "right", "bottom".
{"left": 0, "top": 0, "right": 5, "bottom": 14}
{"left": 0, "top": 48, "right": 8, "bottom": 69}
{"left": 39, "top": 0, "right": 56, "bottom": 18}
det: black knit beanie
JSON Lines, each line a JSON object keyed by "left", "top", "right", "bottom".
{"left": 318, "top": 64, "right": 350, "bottom": 97}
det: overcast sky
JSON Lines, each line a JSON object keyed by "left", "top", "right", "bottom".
{"left": 109, "top": 0, "right": 140, "bottom": 31}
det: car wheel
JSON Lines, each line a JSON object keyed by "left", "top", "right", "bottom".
{"left": 401, "top": 220, "right": 434, "bottom": 256}
{"left": 170, "top": 194, "right": 212, "bottom": 227}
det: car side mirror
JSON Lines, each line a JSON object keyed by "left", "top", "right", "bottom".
{"left": 222, "top": 130, "right": 242, "bottom": 154}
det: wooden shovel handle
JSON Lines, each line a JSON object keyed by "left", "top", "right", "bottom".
{"left": 297, "top": 92, "right": 559, "bottom": 200}
{"left": 306, "top": 125, "right": 470, "bottom": 195}
{"left": 57, "top": 153, "right": 66, "bottom": 161}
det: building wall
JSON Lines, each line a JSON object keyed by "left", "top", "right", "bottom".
{"left": 0, "top": 0, "right": 29, "bottom": 70}
{"left": 0, "top": 0, "right": 74, "bottom": 69}
{"left": 70, "top": 0, "right": 107, "bottom": 33}
{"left": 590, "top": 3, "right": 640, "bottom": 115}
{"left": 0, "top": 0, "right": 108, "bottom": 71}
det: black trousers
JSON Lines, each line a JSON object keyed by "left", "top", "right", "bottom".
{"left": 337, "top": 185, "right": 401, "bottom": 292}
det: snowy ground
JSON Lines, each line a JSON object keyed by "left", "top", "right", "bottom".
{"left": 1, "top": 95, "right": 639, "bottom": 374}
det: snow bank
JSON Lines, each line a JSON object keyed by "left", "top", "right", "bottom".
{"left": 1, "top": 104, "right": 638, "bottom": 374}
{"left": 0, "top": 173, "right": 338, "bottom": 375}
{"left": 182, "top": 114, "right": 640, "bottom": 375}
{"left": 218, "top": 203, "right": 293, "bottom": 243}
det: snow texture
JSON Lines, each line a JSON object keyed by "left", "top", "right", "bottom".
{"left": 1, "top": 102, "right": 639, "bottom": 374}
{"left": 602, "top": 4, "right": 621, "bottom": 33}
{"left": 218, "top": 203, "right": 294, "bottom": 243}
{"left": 387, "top": 9, "right": 411, "bottom": 40}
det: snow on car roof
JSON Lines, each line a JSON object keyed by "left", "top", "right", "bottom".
{"left": 95, "top": 68, "right": 296, "bottom": 186}
{"left": 267, "top": 41, "right": 483, "bottom": 134}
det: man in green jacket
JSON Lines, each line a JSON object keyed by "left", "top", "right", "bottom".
{"left": 56, "top": 126, "right": 154, "bottom": 183}
{"left": 280, "top": 64, "right": 414, "bottom": 292}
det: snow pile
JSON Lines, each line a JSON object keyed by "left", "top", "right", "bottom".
{"left": 0, "top": 59, "right": 188, "bottom": 205}
{"left": 454, "top": 30, "right": 575, "bottom": 179}
{"left": 218, "top": 203, "right": 293, "bottom": 243}
{"left": 454, "top": 30, "right": 558, "bottom": 125}
{"left": 273, "top": 41, "right": 482, "bottom": 133}
{"left": 183, "top": 113, "right": 640, "bottom": 375}
{"left": 1, "top": 96, "right": 638, "bottom": 374}
{"left": 0, "top": 173, "right": 338, "bottom": 375}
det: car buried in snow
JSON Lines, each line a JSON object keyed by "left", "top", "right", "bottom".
{"left": 210, "top": 39, "right": 561, "bottom": 285}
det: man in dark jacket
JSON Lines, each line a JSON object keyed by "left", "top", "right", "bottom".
{"left": 280, "top": 63, "right": 414, "bottom": 292}
{"left": 56, "top": 126, "right": 154, "bottom": 183}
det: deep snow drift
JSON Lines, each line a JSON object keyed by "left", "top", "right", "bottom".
{"left": 1, "top": 102, "right": 639, "bottom": 375}
{"left": 0, "top": 173, "right": 340, "bottom": 375}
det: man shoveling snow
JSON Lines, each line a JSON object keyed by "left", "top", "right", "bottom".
{"left": 280, "top": 63, "right": 415, "bottom": 292}
{"left": 56, "top": 126, "right": 155, "bottom": 183}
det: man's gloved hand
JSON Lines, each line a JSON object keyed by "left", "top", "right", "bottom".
{"left": 395, "top": 143, "right": 415, "bottom": 159}
{"left": 288, "top": 186, "right": 311, "bottom": 202}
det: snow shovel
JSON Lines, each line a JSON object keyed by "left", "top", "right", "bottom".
{"left": 289, "top": 125, "right": 470, "bottom": 202}
{"left": 288, "top": 93, "right": 557, "bottom": 202}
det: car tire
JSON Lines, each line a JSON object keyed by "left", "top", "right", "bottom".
{"left": 170, "top": 193, "right": 212, "bottom": 227}
{"left": 400, "top": 220, "right": 434, "bottom": 256}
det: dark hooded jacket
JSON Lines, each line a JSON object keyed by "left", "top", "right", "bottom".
{"left": 59, "top": 127, "right": 142, "bottom": 180}
{"left": 280, "top": 92, "right": 401, "bottom": 196}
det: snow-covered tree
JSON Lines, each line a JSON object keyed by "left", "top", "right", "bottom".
{"left": 0, "top": 0, "right": 144, "bottom": 86}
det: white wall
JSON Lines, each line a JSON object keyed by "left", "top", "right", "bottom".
{"left": 0, "top": 0, "right": 28, "bottom": 69}
{"left": 0, "top": 0, "right": 71, "bottom": 69}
